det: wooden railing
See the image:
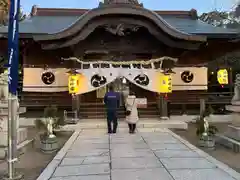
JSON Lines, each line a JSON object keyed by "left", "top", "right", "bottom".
{"left": 19, "top": 91, "right": 72, "bottom": 108}
{"left": 18, "top": 85, "right": 233, "bottom": 112}
{"left": 167, "top": 91, "right": 233, "bottom": 105}
{"left": 166, "top": 91, "right": 233, "bottom": 115}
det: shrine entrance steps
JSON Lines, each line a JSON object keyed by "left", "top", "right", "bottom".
{"left": 58, "top": 118, "right": 188, "bottom": 131}
{"left": 79, "top": 102, "right": 160, "bottom": 119}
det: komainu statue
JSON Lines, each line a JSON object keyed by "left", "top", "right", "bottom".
{"left": 232, "top": 74, "right": 240, "bottom": 102}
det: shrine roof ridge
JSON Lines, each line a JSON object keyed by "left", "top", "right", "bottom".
{"left": 31, "top": 5, "right": 197, "bottom": 19}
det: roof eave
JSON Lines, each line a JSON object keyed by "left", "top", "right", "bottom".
{"left": 195, "top": 33, "right": 240, "bottom": 39}
{"left": 32, "top": 6, "right": 205, "bottom": 42}
{"left": 0, "top": 33, "right": 47, "bottom": 39}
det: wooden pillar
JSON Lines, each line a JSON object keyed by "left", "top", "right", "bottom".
{"left": 182, "top": 104, "right": 186, "bottom": 115}
{"left": 200, "top": 98, "right": 206, "bottom": 117}
{"left": 159, "top": 95, "right": 168, "bottom": 120}
{"left": 229, "top": 68, "right": 234, "bottom": 96}
{"left": 71, "top": 94, "right": 78, "bottom": 119}
{"left": 76, "top": 94, "right": 80, "bottom": 115}
{"left": 74, "top": 94, "right": 81, "bottom": 118}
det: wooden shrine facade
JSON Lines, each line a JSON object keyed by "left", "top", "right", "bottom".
{"left": 0, "top": 1, "right": 239, "bottom": 114}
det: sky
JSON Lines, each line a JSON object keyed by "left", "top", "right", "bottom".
{"left": 21, "top": 0, "right": 236, "bottom": 15}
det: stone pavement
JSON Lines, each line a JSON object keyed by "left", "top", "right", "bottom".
{"left": 38, "top": 129, "right": 240, "bottom": 180}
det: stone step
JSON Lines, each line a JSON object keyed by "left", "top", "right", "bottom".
{"left": 226, "top": 105, "right": 240, "bottom": 112}
{"left": 79, "top": 107, "right": 158, "bottom": 110}
{"left": 79, "top": 106, "right": 160, "bottom": 119}
{"left": 215, "top": 134, "right": 240, "bottom": 153}
{"left": 79, "top": 103, "right": 158, "bottom": 107}
{"left": 0, "top": 139, "right": 34, "bottom": 160}
{"left": 225, "top": 125, "right": 240, "bottom": 141}
{"left": 80, "top": 114, "right": 160, "bottom": 119}
{"left": 61, "top": 120, "right": 188, "bottom": 130}
{"left": 0, "top": 127, "right": 28, "bottom": 146}
{"left": 0, "top": 128, "right": 31, "bottom": 159}
{"left": 80, "top": 110, "right": 159, "bottom": 115}
{"left": 79, "top": 107, "right": 158, "bottom": 111}
{"left": 64, "top": 118, "right": 80, "bottom": 124}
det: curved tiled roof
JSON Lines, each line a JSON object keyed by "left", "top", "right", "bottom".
{"left": 42, "top": 17, "right": 202, "bottom": 50}
{"left": 0, "top": 6, "right": 238, "bottom": 39}
{"left": 32, "top": 5, "right": 205, "bottom": 41}
{"left": 162, "top": 16, "right": 239, "bottom": 35}
{"left": 0, "top": 16, "right": 79, "bottom": 35}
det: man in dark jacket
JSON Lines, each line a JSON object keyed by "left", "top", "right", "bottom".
{"left": 104, "top": 85, "right": 120, "bottom": 134}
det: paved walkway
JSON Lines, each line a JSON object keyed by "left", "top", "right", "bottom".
{"left": 38, "top": 129, "right": 240, "bottom": 180}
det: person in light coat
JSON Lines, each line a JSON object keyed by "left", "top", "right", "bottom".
{"left": 125, "top": 91, "right": 139, "bottom": 134}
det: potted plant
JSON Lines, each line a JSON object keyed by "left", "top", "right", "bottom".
{"left": 196, "top": 111, "right": 218, "bottom": 149}
{"left": 35, "top": 105, "right": 59, "bottom": 153}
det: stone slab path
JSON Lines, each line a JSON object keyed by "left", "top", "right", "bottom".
{"left": 39, "top": 129, "right": 240, "bottom": 180}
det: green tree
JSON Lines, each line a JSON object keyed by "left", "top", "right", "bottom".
{"left": 199, "top": 2, "right": 240, "bottom": 29}
{"left": 198, "top": 2, "right": 240, "bottom": 68}
{"left": 199, "top": 11, "right": 240, "bottom": 29}
{"left": 0, "top": 0, "right": 9, "bottom": 25}
{"left": 0, "top": 0, "right": 26, "bottom": 25}
{"left": 0, "top": 0, "right": 26, "bottom": 72}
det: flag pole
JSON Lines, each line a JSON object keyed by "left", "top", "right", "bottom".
{"left": 5, "top": 0, "right": 22, "bottom": 179}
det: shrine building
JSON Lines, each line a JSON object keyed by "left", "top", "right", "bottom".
{"left": 0, "top": 0, "right": 239, "bottom": 118}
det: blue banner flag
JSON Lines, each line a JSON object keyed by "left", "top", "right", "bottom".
{"left": 7, "top": 0, "right": 20, "bottom": 95}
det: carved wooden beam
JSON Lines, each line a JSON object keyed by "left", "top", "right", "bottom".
{"left": 104, "top": 23, "right": 140, "bottom": 36}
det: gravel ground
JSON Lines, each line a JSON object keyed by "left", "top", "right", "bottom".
{"left": 0, "top": 128, "right": 72, "bottom": 180}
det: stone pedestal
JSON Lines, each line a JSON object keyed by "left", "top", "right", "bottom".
{"left": 217, "top": 75, "right": 240, "bottom": 152}
{"left": 225, "top": 101, "right": 240, "bottom": 141}
{"left": 226, "top": 125, "right": 240, "bottom": 141}
{"left": 226, "top": 102, "right": 240, "bottom": 124}
{"left": 0, "top": 101, "right": 27, "bottom": 158}
{"left": 226, "top": 101, "right": 240, "bottom": 112}
{"left": 216, "top": 101, "right": 240, "bottom": 152}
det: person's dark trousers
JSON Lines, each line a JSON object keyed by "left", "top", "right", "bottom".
{"left": 128, "top": 123, "right": 136, "bottom": 133}
{"left": 128, "top": 124, "right": 132, "bottom": 133}
{"left": 132, "top": 124, "right": 136, "bottom": 133}
{"left": 107, "top": 111, "right": 118, "bottom": 133}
